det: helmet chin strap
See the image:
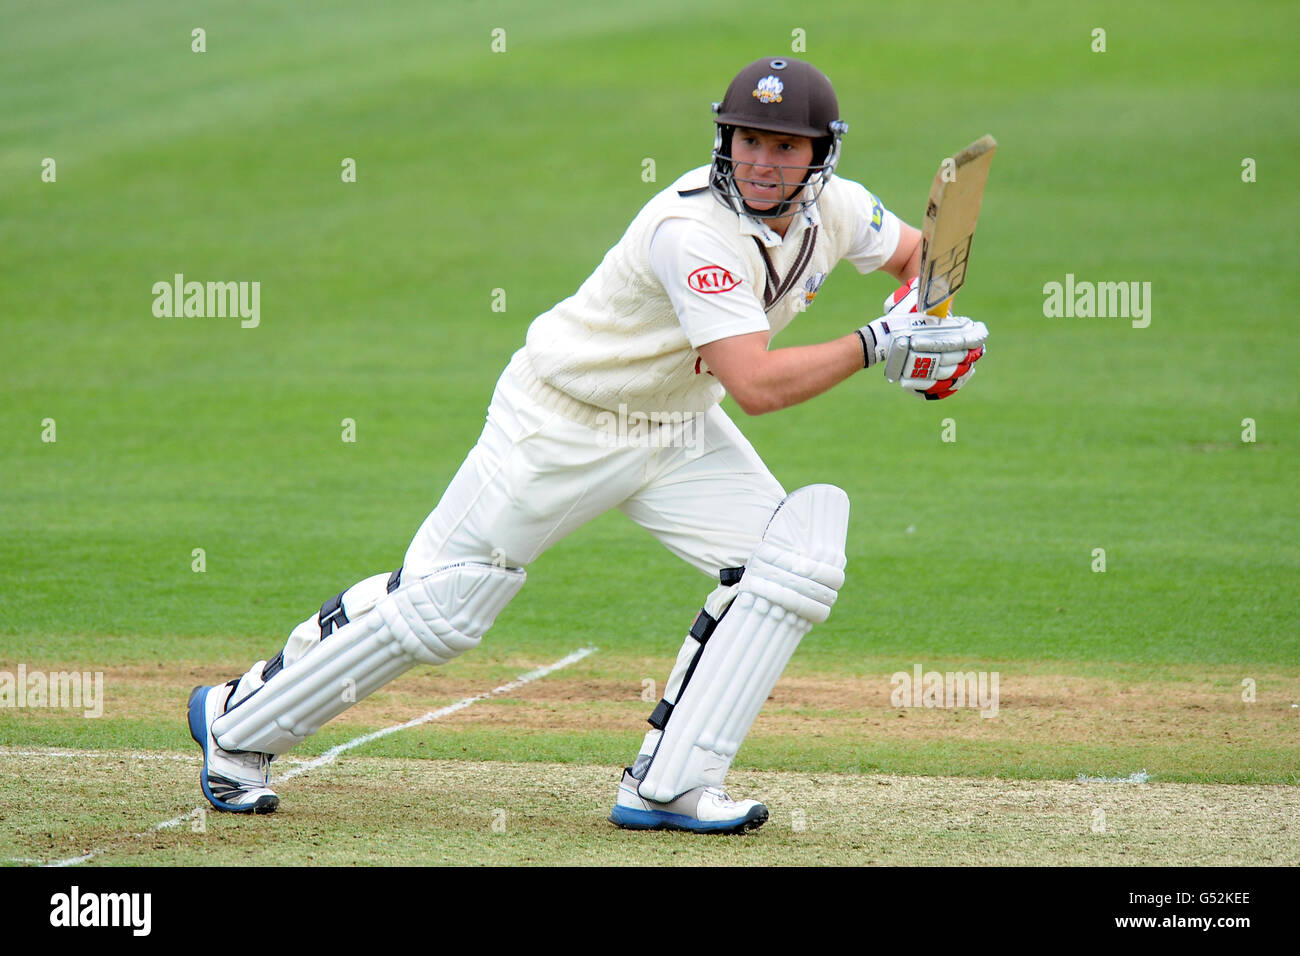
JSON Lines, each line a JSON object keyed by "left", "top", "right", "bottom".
{"left": 737, "top": 170, "right": 812, "bottom": 220}
{"left": 740, "top": 191, "right": 804, "bottom": 221}
{"left": 721, "top": 169, "right": 805, "bottom": 220}
{"left": 727, "top": 161, "right": 821, "bottom": 220}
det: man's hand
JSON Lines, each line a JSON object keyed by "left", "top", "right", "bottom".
{"left": 857, "top": 278, "right": 988, "bottom": 400}
{"left": 886, "top": 318, "right": 987, "bottom": 399}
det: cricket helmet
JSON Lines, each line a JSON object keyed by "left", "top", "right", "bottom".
{"left": 709, "top": 57, "right": 849, "bottom": 219}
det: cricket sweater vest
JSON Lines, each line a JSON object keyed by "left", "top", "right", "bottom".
{"left": 516, "top": 166, "right": 868, "bottom": 429}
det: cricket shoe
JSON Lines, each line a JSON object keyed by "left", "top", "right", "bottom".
{"left": 187, "top": 683, "right": 279, "bottom": 814}
{"left": 608, "top": 769, "right": 768, "bottom": 834}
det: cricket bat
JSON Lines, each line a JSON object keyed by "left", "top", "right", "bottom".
{"left": 916, "top": 134, "right": 997, "bottom": 322}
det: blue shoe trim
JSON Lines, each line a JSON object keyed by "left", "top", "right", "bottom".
{"left": 188, "top": 684, "right": 269, "bottom": 814}
{"left": 608, "top": 803, "right": 758, "bottom": 833}
{"left": 186, "top": 685, "right": 211, "bottom": 750}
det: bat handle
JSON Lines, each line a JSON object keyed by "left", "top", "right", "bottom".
{"left": 924, "top": 296, "right": 954, "bottom": 322}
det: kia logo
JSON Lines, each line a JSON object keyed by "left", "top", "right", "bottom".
{"left": 687, "top": 266, "right": 741, "bottom": 294}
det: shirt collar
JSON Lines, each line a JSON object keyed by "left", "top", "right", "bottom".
{"left": 737, "top": 200, "right": 820, "bottom": 248}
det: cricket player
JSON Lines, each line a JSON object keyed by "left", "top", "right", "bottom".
{"left": 188, "top": 57, "right": 988, "bottom": 833}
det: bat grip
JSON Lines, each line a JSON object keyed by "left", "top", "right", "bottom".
{"left": 924, "top": 296, "right": 954, "bottom": 321}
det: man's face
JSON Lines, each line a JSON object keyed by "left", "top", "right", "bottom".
{"left": 729, "top": 127, "right": 816, "bottom": 213}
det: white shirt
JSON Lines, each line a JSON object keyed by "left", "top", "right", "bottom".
{"left": 519, "top": 167, "right": 903, "bottom": 422}
{"left": 649, "top": 179, "right": 902, "bottom": 348}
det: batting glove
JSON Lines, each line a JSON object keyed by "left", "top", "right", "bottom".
{"left": 857, "top": 276, "right": 923, "bottom": 367}
{"left": 857, "top": 278, "right": 988, "bottom": 400}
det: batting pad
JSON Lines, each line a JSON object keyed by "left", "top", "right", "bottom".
{"left": 638, "top": 484, "right": 849, "bottom": 803}
{"left": 212, "top": 562, "right": 525, "bottom": 755}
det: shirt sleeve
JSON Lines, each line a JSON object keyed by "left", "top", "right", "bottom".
{"left": 649, "top": 217, "right": 771, "bottom": 348}
{"left": 838, "top": 179, "right": 903, "bottom": 275}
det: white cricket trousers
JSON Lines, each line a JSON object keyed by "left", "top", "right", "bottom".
{"left": 256, "top": 352, "right": 786, "bottom": 755}
{"left": 402, "top": 353, "right": 786, "bottom": 580}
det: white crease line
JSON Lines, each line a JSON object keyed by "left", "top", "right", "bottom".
{"left": 39, "top": 647, "right": 596, "bottom": 868}
{"left": 2, "top": 749, "right": 200, "bottom": 763}
{"left": 0, "top": 749, "right": 321, "bottom": 766}
{"left": 1076, "top": 770, "right": 1150, "bottom": 784}
{"left": 280, "top": 646, "right": 598, "bottom": 779}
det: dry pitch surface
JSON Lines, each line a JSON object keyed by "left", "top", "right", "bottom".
{"left": 2, "top": 751, "right": 1296, "bottom": 867}
{"left": 2, "top": 659, "right": 1296, "bottom": 867}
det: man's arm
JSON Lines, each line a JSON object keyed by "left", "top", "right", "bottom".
{"left": 698, "top": 216, "right": 923, "bottom": 416}
{"left": 883, "top": 220, "right": 922, "bottom": 284}
{"left": 697, "top": 330, "right": 865, "bottom": 416}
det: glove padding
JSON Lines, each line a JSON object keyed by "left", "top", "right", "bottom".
{"left": 885, "top": 318, "right": 987, "bottom": 400}
{"left": 860, "top": 277, "right": 988, "bottom": 400}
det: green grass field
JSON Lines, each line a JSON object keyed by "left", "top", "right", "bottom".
{"left": 1, "top": 0, "right": 1297, "bottom": 867}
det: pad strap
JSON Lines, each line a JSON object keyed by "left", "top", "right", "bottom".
{"left": 319, "top": 591, "right": 349, "bottom": 639}
{"left": 644, "top": 566, "right": 745, "bottom": 732}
